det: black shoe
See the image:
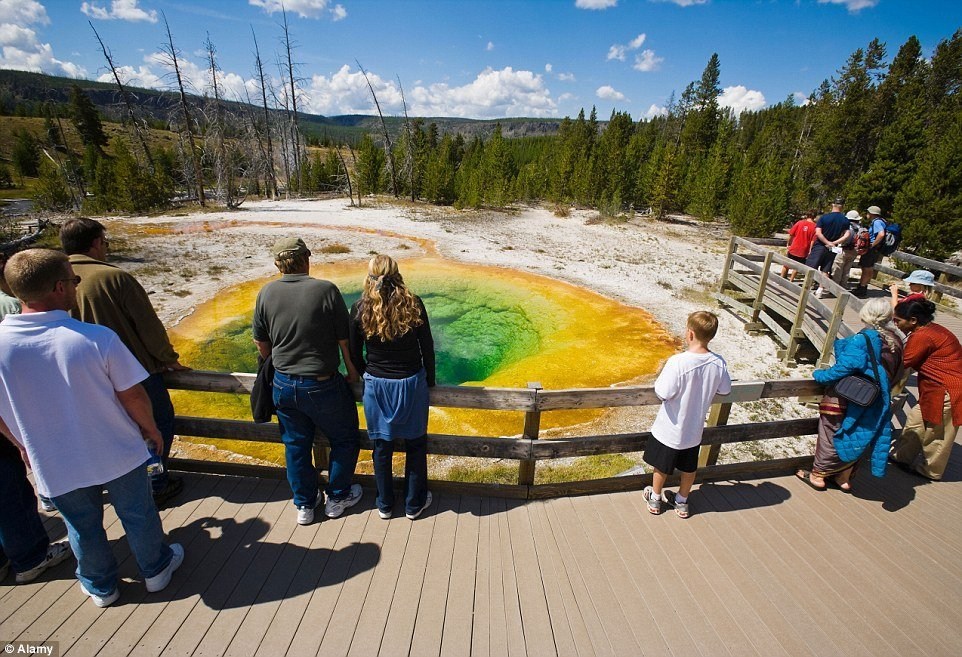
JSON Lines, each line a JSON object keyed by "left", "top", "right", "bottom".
{"left": 852, "top": 286, "right": 868, "bottom": 298}
{"left": 153, "top": 475, "right": 184, "bottom": 507}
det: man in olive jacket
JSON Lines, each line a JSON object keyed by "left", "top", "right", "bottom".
{"left": 61, "top": 218, "right": 188, "bottom": 506}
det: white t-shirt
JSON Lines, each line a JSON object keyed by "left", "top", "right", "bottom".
{"left": 0, "top": 310, "right": 151, "bottom": 497}
{"left": 650, "top": 350, "right": 732, "bottom": 450}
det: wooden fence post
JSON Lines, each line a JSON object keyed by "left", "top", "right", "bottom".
{"left": 517, "top": 382, "right": 543, "bottom": 488}
{"left": 744, "top": 251, "right": 774, "bottom": 332}
{"left": 933, "top": 272, "right": 949, "bottom": 304}
{"left": 782, "top": 269, "right": 814, "bottom": 363}
{"left": 718, "top": 236, "right": 737, "bottom": 294}
{"left": 817, "top": 292, "right": 850, "bottom": 368}
{"left": 698, "top": 401, "right": 732, "bottom": 467}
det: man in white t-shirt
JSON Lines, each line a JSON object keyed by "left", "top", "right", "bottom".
{"left": 0, "top": 249, "right": 184, "bottom": 607}
{"left": 643, "top": 311, "right": 732, "bottom": 519}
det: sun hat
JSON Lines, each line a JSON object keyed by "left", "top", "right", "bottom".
{"left": 845, "top": 210, "right": 860, "bottom": 221}
{"left": 904, "top": 270, "right": 935, "bottom": 287}
{"left": 867, "top": 205, "right": 882, "bottom": 215}
{"left": 271, "top": 237, "right": 310, "bottom": 259}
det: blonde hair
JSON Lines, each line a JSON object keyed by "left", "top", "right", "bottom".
{"left": 859, "top": 297, "right": 900, "bottom": 351}
{"left": 358, "top": 254, "right": 422, "bottom": 341}
{"left": 5, "top": 249, "right": 69, "bottom": 303}
{"left": 687, "top": 310, "right": 719, "bottom": 343}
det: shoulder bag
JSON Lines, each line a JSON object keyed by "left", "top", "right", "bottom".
{"left": 832, "top": 332, "right": 881, "bottom": 407}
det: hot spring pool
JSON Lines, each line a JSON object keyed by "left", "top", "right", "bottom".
{"left": 167, "top": 256, "right": 678, "bottom": 463}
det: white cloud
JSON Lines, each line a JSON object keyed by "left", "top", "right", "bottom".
{"left": 0, "top": 0, "right": 48, "bottom": 24}
{"left": 817, "top": 0, "right": 878, "bottom": 12}
{"left": 651, "top": 0, "right": 709, "bottom": 6}
{"left": 545, "top": 63, "right": 553, "bottom": 72}
{"left": 0, "top": 1, "right": 85, "bottom": 78}
{"left": 645, "top": 104, "right": 668, "bottom": 119}
{"left": 793, "top": 91, "right": 811, "bottom": 106}
{"left": 719, "top": 85, "right": 766, "bottom": 114}
{"left": 249, "top": 0, "right": 344, "bottom": 20}
{"left": 558, "top": 92, "right": 576, "bottom": 102}
{"left": 576, "top": 0, "right": 617, "bottom": 9}
{"left": 633, "top": 49, "right": 663, "bottom": 72}
{"left": 596, "top": 85, "right": 625, "bottom": 101}
{"left": 81, "top": 0, "right": 158, "bottom": 23}
{"left": 486, "top": 41, "right": 494, "bottom": 51}
{"left": 557, "top": 72, "right": 576, "bottom": 82}
{"left": 609, "top": 33, "right": 647, "bottom": 62}
{"left": 407, "top": 66, "right": 557, "bottom": 118}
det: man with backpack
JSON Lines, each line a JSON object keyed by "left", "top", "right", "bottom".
{"left": 852, "top": 205, "right": 887, "bottom": 298}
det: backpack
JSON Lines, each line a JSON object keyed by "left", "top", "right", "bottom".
{"left": 854, "top": 229, "right": 871, "bottom": 254}
{"left": 879, "top": 222, "right": 902, "bottom": 255}
{"left": 844, "top": 219, "right": 861, "bottom": 247}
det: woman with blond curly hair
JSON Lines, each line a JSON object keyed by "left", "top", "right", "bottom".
{"left": 349, "top": 255, "right": 435, "bottom": 520}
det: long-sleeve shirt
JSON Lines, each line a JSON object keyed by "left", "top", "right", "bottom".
{"left": 349, "top": 296, "right": 436, "bottom": 386}
{"left": 68, "top": 254, "right": 178, "bottom": 374}
{"left": 903, "top": 322, "right": 962, "bottom": 426}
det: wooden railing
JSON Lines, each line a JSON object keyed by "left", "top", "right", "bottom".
{"left": 164, "top": 369, "right": 823, "bottom": 499}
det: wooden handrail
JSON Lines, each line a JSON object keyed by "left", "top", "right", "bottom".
{"left": 165, "top": 370, "right": 824, "bottom": 497}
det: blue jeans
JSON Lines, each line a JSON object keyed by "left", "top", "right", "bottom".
{"left": 272, "top": 371, "right": 360, "bottom": 506}
{"left": 0, "top": 438, "right": 49, "bottom": 573}
{"left": 372, "top": 436, "right": 428, "bottom": 516}
{"left": 52, "top": 465, "right": 173, "bottom": 597}
{"left": 142, "top": 373, "right": 176, "bottom": 493}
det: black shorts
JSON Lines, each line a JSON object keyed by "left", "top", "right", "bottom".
{"left": 859, "top": 249, "right": 881, "bottom": 268}
{"left": 787, "top": 253, "right": 807, "bottom": 264}
{"left": 643, "top": 435, "right": 699, "bottom": 474}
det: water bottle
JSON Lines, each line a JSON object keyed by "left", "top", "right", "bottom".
{"left": 146, "top": 447, "right": 165, "bottom": 477}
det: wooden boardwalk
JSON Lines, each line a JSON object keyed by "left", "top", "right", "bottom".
{"left": 4, "top": 454, "right": 962, "bottom": 657}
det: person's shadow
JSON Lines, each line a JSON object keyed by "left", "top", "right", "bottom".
{"left": 687, "top": 480, "right": 792, "bottom": 514}
{"left": 162, "top": 516, "right": 380, "bottom": 609}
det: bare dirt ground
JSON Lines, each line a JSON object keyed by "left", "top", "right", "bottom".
{"left": 106, "top": 197, "right": 817, "bottom": 466}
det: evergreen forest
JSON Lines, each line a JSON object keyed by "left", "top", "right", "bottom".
{"left": 1, "top": 28, "right": 960, "bottom": 260}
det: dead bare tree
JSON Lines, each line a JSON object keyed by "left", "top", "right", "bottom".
{"left": 396, "top": 75, "right": 416, "bottom": 202}
{"left": 356, "top": 59, "right": 399, "bottom": 197}
{"left": 158, "top": 12, "right": 205, "bottom": 206}
{"left": 269, "top": 68, "right": 292, "bottom": 198}
{"left": 251, "top": 28, "right": 279, "bottom": 200}
{"left": 347, "top": 142, "right": 361, "bottom": 207}
{"left": 205, "top": 33, "right": 243, "bottom": 208}
{"left": 335, "top": 146, "right": 355, "bottom": 207}
{"left": 89, "top": 21, "right": 154, "bottom": 171}
{"left": 279, "top": 6, "right": 303, "bottom": 187}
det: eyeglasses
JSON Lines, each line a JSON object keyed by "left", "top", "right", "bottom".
{"left": 54, "top": 276, "right": 82, "bottom": 290}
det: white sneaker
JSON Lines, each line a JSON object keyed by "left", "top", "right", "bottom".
{"left": 296, "top": 491, "right": 322, "bottom": 525}
{"left": 325, "top": 484, "right": 363, "bottom": 519}
{"left": 145, "top": 543, "right": 184, "bottom": 593}
{"left": 814, "top": 287, "right": 825, "bottom": 299}
{"left": 80, "top": 581, "right": 120, "bottom": 608}
{"left": 378, "top": 509, "right": 392, "bottom": 520}
{"left": 16, "top": 540, "right": 72, "bottom": 583}
{"left": 406, "top": 491, "right": 433, "bottom": 520}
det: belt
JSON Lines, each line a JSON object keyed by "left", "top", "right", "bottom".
{"left": 279, "top": 372, "right": 334, "bottom": 382}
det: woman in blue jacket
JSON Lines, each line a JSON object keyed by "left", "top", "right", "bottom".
{"left": 797, "top": 297, "right": 903, "bottom": 492}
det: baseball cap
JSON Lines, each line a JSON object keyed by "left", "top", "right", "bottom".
{"left": 867, "top": 205, "right": 882, "bottom": 215}
{"left": 271, "top": 237, "right": 310, "bottom": 259}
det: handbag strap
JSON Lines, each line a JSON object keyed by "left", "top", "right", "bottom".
{"left": 860, "top": 331, "right": 882, "bottom": 385}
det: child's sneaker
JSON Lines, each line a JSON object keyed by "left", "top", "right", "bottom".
{"left": 642, "top": 486, "right": 662, "bottom": 515}
{"left": 664, "top": 491, "right": 690, "bottom": 519}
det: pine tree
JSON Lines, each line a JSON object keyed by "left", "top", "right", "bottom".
{"left": 69, "top": 85, "right": 108, "bottom": 151}
{"left": 11, "top": 130, "right": 39, "bottom": 184}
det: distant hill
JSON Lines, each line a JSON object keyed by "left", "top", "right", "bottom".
{"left": 0, "top": 69, "right": 563, "bottom": 143}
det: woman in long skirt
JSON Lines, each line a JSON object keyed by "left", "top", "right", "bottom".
{"left": 349, "top": 255, "right": 436, "bottom": 519}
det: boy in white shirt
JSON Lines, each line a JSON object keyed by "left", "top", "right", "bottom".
{"left": 643, "top": 311, "right": 731, "bottom": 518}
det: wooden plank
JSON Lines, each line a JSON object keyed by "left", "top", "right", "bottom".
{"left": 261, "top": 508, "right": 369, "bottom": 657}
{"left": 408, "top": 493, "right": 459, "bottom": 657}
{"left": 504, "top": 502, "right": 556, "bottom": 657}
{"left": 90, "top": 474, "right": 249, "bottom": 657}
{"left": 441, "top": 496, "right": 482, "bottom": 657}
{"left": 525, "top": 500, "right": 593, "bottom": 657}
{"left": 376, "top": 493, "right": 438, "bottom": 657}
{"left": 473, "top": 496, "right": 508, "bottom": 657}
{"left": 345, "top": 514, "right": 413, "bottom": 657}
{"left": 889, "top": 251, "right": 962, "bottom": 278}
{"left": 568, "top": 495, "right": 673, "bottom": 656}
{"left": 499, "top": 499, "right": 528, "bottom": 657}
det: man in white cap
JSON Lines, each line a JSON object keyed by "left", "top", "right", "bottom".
{"left": 830, "top": 209, "right": 863, "bottom": 290}
{"left": 852, "top": 205, "right": 886, "bottom": 298}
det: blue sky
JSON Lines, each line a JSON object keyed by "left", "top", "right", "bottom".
{"left": 1, "top": 0, "right": 959, "bottom": 120}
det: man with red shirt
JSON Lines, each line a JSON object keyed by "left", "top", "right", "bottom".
{"left": 780, "top": 211, "right": 817, "bottom": 282}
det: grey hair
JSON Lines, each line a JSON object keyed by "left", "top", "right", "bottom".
{"left": 860, "top": 297, "right": 899, "bottom": 350}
